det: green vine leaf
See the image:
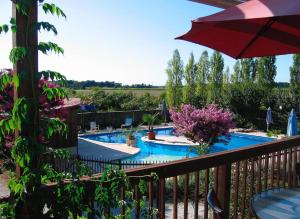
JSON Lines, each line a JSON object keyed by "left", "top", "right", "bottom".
{"left": 12, "top": 98, "right": 28, "bottom": 131}
{"left": 42, "top": 118, "right": 68, "bottom": 139}
{"left": 42, "top": 85, "right": 67, "bottom": 100}
{"left": 33, "top": 21, "right": 57, "bottom": 35}
{"left": 38, "top": 70, "right": 66, "bottom": 83}
{"left": 0, "top": 24, "right": 9, "bottom": 35}
{"left": 42, "top": 3, "right": 66, "bottom": 19}
{"left": 9, "top": 47, "right": 28, "bottom": 64}
{"left": 0, "top": 119, "right": 14, "bottom": 136}
{"left": 38, "top": 42, "right": 64, "bottom": 55}
{"left": 10, "top": 18, "right": 17, "bottom": 33}
{"left": 11, "top": 137, "right": 30, "bottom": 168}
{"left": 0, "top": 73, "right": 13, "bottom": 91}
{"left": 13, "top": 74, "right": 20, "bottom": 89}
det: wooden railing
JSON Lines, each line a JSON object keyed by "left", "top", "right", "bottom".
{"left": 2, "top": 136, "right": 300, "bottom": 218}
{"left": 119, "top": 135, "right": 300, "bottom": 219}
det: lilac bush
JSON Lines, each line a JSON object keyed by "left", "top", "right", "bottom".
{"left": 170, "top": 104, "right": 235, "bottom": 154}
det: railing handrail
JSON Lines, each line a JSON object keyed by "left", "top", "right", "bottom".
{"left": 119, "top": 135, "right": 300, "bottom": 178}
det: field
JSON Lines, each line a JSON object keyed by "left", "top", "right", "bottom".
{"left": 74, "top": 88, "right": 165, "bottom": 97}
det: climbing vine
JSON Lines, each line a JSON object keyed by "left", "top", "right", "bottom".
{"left": 0, "top": 1, "right": 157, "bottom": 218}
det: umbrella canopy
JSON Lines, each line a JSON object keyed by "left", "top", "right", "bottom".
{"left": 161, "top": 100, "right": 168, "bottom": 122}
{"left": 266, "top": 107, "right": 272, "bottom": 131}
{"left": 177, "top": 0, "right": 300, "bottom": 59}
{"left": 287, "top": 109, "right": 298, "bottom": 136}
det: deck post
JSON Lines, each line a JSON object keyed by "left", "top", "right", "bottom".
{"left": 12, "top": 1, "right": 39, "bottom": 218}
{"left": 216, "top": 164, "right": 231, "bottom": 219}
{"left": 12, "top": 0, "right": 39, "bottom": 174}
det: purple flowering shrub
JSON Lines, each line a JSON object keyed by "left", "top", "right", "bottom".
{"left": 170, "top": 104, "right": 235, "bottom": 154}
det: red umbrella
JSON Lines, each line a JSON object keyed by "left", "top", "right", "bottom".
{"left": 177, "top": 0, "right": 300, "bottom": 59}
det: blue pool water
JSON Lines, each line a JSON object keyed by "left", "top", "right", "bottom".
{"left": 81, "top": 128, "right": 274, "bottom": 162}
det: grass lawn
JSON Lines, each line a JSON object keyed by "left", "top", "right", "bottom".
{"left": 75, "top": 88, "right": 165, "bottom": 97}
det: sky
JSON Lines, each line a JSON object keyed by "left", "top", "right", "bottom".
{"left": 0, "top": 0, "right": 293, "bottom": 85}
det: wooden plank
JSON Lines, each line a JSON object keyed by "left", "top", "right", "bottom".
{"left": 215, "top": 164, "right": 231, "bottom": 219}
{"left": 194, "top": 171, "right": 199, "bottom": 219}
{"left": 233, "top": 162, "right": 240, "bottom": 219}
{"left": 159, "top": 179, "right": 165, "bottom": 219}
{"left": 264, "top": 154, "right": 269, "bottom": 190}
{"left": 204, "top": 169, "right": 209, "bottom": 219}
{"left": 173, "top": 176, "right": 178, "bottom": 219}
{"left": 248, "top": 158, "right": 255, "bottom": 219}
{"left": 276, "top": 151, "right": 281, "bottom": 188}
{"left": 257, "top": 157, "right": 262, "bottom": 193}
{"left": 270, "top": 152, "right": 275, "bottom": 188}
{"left": 240, "top": 160, "right": 247, "bottom": 219}
{"left": 184, "top": 174, "right": 189, "bottom": 219}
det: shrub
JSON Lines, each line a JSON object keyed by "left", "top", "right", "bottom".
{"left": 170, "top": 104, "right": 235, "bottom": 154}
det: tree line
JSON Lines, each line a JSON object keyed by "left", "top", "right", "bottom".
{"left": 166, "top": 49, "right": 300, "bottom": 132}
{"left": 64, "top": 80, "right": 160, "bottom": 89}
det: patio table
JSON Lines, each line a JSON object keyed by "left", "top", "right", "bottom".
{"left": 251, "top": 187, "right": 300, "bottom": 219}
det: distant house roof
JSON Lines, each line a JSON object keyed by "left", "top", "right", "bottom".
{"left": 62, "top": 98, "right": 81, "bottom": 108}
{"left": 190, "top": 0, "right": 247, "bottom": 8}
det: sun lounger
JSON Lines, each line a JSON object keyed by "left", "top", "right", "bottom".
{"left": 121, "top": 117, "right": 133, "bottom": 129}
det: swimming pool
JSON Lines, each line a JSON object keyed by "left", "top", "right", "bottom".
{"left": 81, "top": 128, "right": 274, "bottom": 162}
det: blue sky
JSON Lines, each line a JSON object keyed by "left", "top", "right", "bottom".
{"left": 0, "top": 0, "right": 292, "bottom": 85}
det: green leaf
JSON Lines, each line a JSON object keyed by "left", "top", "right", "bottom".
{"left": 42, "top": 3, "right": 66, "bottom": 19}
{"left": 38, "top": 42, "right": 64, "bottom": 55}
{"left": 42, "top": 85, "right": 67, "bottom": 100}
{"left": 38, "top": 70, "right": 66, "bottom": 83}
{"left": 13, "top": 74, "right": 20, "bottom": 88}
{"left": 0, "top": 72, "right": 13, "bottom": 91}
{"left": 9, "top": 47, "right": 28, "bottom": 64}
{"left": 10, "top": 18, "right": 17, "bottom": 33}
{"left": 33, "top": 21, "right": 57, "bottom": 35}
{"left": 0, "top": 24, "right": 9, "bottom": 35}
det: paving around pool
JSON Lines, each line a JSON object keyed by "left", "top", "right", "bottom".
{"left": 77, "top": 126, "right": 275, "bottom": 162}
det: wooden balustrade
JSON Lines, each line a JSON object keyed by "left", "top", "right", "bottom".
{"left": 122, "top": 135, "right": 300, "bottom": 219}
{"left": 2, "top": 135, "right": 300, "bottom": 218}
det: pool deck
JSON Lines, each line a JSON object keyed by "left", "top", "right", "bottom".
{"left": 142, "top": 135, "right": 199, "bottom": 146}
{"left": 76, "top": 138, "right": 140, "bottom": 160}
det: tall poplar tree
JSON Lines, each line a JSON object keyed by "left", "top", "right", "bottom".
{"left": 208, "top": 51, "right": 224, "bottom": 103}
{"left": 223, "top": 66, "right": 230, "bottom": 85}
{"left": 290, "top": 54, "right": 300, "bottom": 97}
{"left": 183, "top": 52, "right": 196, "bottom": 103}
{"left": 240, "top": 59, "right": 252, "bottom": 83}
{"left": 256, "top": 56, "right": 277, "bottom": 88}
{"left": 166, "top": 49, "right": 184, "bottom": 107}
{"left": 231, "top": 60, "right": 241, "bottom": 84}
{"left": 195, "top": 50, "right": 210, "bottom": 98}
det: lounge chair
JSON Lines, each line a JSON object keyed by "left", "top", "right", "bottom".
{"left": 90, "top": 121, "right": 99, "bottom": 131}
{"left": 121, "top": 117, "right": 133, "bottom": 129}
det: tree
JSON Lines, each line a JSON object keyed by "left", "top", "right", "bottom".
{"left": 223, "top": 66, "right": 230, "bottom": 86}
{"left": 208, "top": 51, "right": 224, "bottom": 103}
{"left": 166, "top": 49, "right": 184, "bottom": 107}
{"left": 250, "top": 58, "right": 258, "bottom": 80}
{"left": 240, "top": 59, "right": 252, "bottom": 83}
{"left": 170, "top": 104, "right": 235, "bottom": 154}
{"left": 195, "top": 50, "right": 210, "bottom": 97}
{"left": 183, "top": 52, "right": 196, "bottom": 103}
{"left": 231, "top": 60, "right": 241, "bottom": 84}
{"left": 290, "top": 54, "right": 300, "bottom": 98}
{"left": 256, "top": 56, "right": 277, "bottom": 88}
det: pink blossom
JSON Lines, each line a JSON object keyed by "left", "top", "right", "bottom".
{"left": 170, "top": 104, "right": 235, "bottom": 146}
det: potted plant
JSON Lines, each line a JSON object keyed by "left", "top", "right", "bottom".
{"left": 142, "top": 113, "right": 158, "bottom": 140}
{"left": 124, "top": 129, "right": 137, "bottom": 147}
